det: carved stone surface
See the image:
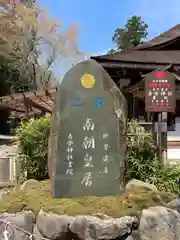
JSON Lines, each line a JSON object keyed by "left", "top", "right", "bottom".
{"left": 48, "top": 59, "right": 127, "bottom": 197}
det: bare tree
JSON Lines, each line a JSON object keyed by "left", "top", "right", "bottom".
{"left": 0, "top": 1, "right": 80, "bottom": 92}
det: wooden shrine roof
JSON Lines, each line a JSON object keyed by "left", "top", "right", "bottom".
{"left": 91, "top": 24, "right": 180, "bottom": 68}
{"left": 0, "top": 87, "right": 57, "bottom": 118}
{"left": 92, "top": 50, "right": 180, "bottom": 65}
{"left": 134, "top": 24, "right": 180, "bottom": 50}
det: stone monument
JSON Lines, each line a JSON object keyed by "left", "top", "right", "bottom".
{"left": 48, "top": 59, "right": 127, "bottom": 197}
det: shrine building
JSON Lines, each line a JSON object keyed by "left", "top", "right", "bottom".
{"left": 91, "top": 24, "right": 180, "bottom": 163}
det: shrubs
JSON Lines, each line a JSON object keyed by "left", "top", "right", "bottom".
{"left": 126, "top": 120, "right": 180, "bottom": 196}
{"left": 125, "top": 120, "right": 156, "bottom": 182}
{"left": 16, "top": 117, "right": 50, "bottom": 181}
{"left": 16, "top": 117, "right": 180, "bottom": 196}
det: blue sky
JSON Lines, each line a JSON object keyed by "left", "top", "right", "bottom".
{"left": 37, "top": 0, "right": 180, "bottom": 78}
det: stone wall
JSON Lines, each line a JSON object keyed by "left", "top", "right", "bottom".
{"left": 0, "top": 204, "right": 180, "bottom": 240}
{"left": 0, "top": 179, "right": 179, "bottom": 240}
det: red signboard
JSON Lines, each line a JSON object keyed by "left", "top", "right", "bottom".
{"left": 145, "top": 70, "right": 176, "bottom": 112}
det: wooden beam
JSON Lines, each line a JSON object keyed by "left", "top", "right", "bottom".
{"left": 0, "top": 87, "right": 56, "bottom": 103}
{"left": 23, "top": 94, "right": 30, "bottom": 118}
{"left": 0, "top": 104, "right": 27, "bottom": 113}
{"left": 168, "top": 141, "right": 180, "bottom": 147}
{"left": 36, "top": 95, "right": 52, "bottom": 109}
{"left": 98, "top": 62, "right": 180, "bottom": 71}
{"left": 45, "top": 88, "right": 57, "bottom": 102}
{"left": 27, "top": 98, "right": 52, "bottom": 113}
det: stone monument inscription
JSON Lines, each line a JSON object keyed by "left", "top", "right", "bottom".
{"left": 48, "top": 59, "right": 127, "bottom": 197}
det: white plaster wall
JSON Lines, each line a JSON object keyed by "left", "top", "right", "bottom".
{"left": 168, "top": 118, "right": 180, "bottom": 141}
{"left": 0, "top": 136, "right": 17, "bottom": 183}
{"left": 167, "top": 117, "right": 180, "bottom": 163}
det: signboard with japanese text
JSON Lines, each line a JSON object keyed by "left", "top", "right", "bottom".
{"left": 145, "top": 70, "right": 176, "bottom": 112}
{"left": 48, "top": 59, "right": 127, "bottom": 197}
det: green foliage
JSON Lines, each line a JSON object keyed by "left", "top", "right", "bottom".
{"left": 0, "top": 47, "right": 35, "bottom": 96}
{"left": 126, "top": 120, "right": 180, "bottom": 196}
{"left": 125, "top": 120, "right": 156, "bottom": 181}
{"left": 16, "top": 117, "right": 50, "bottom": 181}
{"left": 16, "top": 117, "right": 180, "bottom": 196}
{"left": 112, "top": 15, "right": 148, "bottom": 51}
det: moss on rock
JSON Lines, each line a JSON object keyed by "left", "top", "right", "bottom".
{"left": 0, "top": 180, "right": 176, "bottom": 217}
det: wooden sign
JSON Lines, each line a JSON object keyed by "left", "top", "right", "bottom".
{"left": 48, "top": 59, "right": 127, "bottom": 198}
{"left": 145, "top": 70, "right": 176, "bottom": 112}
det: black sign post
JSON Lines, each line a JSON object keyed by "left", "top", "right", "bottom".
{"left": 145, "top": 70, "right": 176, "bottom": 163}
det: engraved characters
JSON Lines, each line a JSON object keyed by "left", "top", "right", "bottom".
{"left": 81, "top": 118, "right": 95, "bottom": 187}
{"left": 65, "top": 133, "right": 75, "bottom": 176}
{"left": 101, "top": 133, "right": 110, "bottom": 175}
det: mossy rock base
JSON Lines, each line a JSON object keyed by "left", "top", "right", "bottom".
{"left": 0, "top": 180, "right": 176, "bottom": 217}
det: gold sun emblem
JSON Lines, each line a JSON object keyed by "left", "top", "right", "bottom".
{"left": 80, "top": 74, "right": 96, "bottom": 88}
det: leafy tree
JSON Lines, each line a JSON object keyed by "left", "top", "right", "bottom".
{"left": 0, "top": 1, "right": 79, "bottom": 135}
{"left": 0, "top": 0, "right": 36, "bottom": 9}
{"left": 107, "top": 49, "right": 116, "bottom": 55}
{"left": 111, "top": 15, "right": 148, "bottom": 51}
{"left": 16, "top": 117, "right": 50, "bottom": 181}
{"left": 0, "top": 1, "right": 79, "bottom": 92}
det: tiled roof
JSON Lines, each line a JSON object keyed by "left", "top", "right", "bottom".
{"left": 134, "top": 24, "right": 180, "bottom": 50}
{"left": 91, "top": 24, "right": 180, "bottom": 65}
{"left": 92, "top": 50, "right": 180, "bottom": 64}
{"left": 0, "top": 88, "right": 57, "bottom": 118}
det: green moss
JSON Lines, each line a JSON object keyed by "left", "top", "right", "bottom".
{"left": 0, "top": 180, "right": 176, "bottom": 217}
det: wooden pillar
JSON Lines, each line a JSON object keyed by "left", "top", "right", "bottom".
{"left": 162, "top": 112, "right": 168, "bottom": 164}
{"left": 157, "top": 112, "right": 167, "bottom": 164}
{"left": 147, "top": 112, "right": 151, "bottom": 122}
{"left": 23, "top": 96, "right": 29, "bottom": 118}
{"left": 123, "top": 93, "right": 133, "bottom": 119}
{"left": 157, "top": 113, "right": 162, "bottom": 163}
{"left": 132, "top": 91, "right": 140, "bottom": 120}
{"left": 152, "top": 113, "right": 157, "bottom": 144}
{"left": 133, "top": 93, "right": 136, "bottom": 119}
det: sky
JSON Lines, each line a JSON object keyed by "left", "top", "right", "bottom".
{"left": 37, "top": 0, "right": 180, "bottom": 79}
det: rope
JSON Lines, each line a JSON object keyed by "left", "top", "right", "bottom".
{"left": 0, "top": 219, "right": 50, "bottom": 240}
